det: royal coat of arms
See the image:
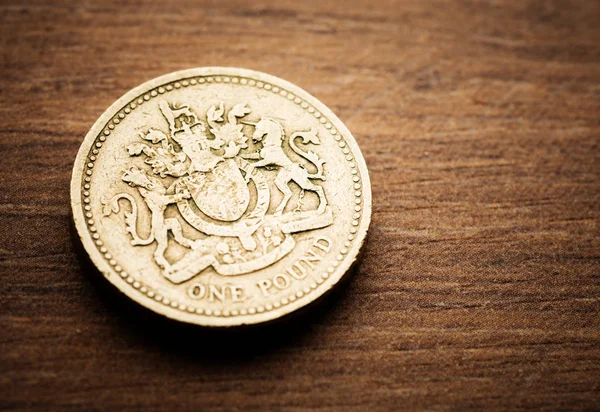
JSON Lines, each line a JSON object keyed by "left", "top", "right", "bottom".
{"left": 101, "top": 100, "right": 333, "bottom": 284}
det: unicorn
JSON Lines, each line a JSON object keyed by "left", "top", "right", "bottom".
{"left": 242, "top": 118, "right": 327, "bottom": 216}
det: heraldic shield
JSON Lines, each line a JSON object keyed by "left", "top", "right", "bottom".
{"left": 186, "top": 159, "right": 250, "bottom": 222}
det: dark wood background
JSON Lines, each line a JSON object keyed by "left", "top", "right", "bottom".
{"left": 1, "top": 0, "right": 598, "bottom": 410}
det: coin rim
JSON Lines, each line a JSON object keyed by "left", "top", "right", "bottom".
{"left": 71, "top": 67, "right": 371, "bottom": 327}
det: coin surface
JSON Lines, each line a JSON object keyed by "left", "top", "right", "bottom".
{"left": 71, "top": 67, "right": 371, "bottom": 326}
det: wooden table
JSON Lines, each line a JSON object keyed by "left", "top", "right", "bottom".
{"left": 1, "top": 0, "right": 598, "bottom": 410}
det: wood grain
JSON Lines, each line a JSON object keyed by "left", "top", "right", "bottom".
{"left": 1, "top": 0, "right": 599, "bottom": 410}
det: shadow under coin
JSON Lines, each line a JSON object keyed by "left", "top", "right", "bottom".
{"left": 71, "top": 221, "right": 360, "bottom": 363}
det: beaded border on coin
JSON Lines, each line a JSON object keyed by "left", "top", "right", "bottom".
{"left": 72, "top": 67, "right": 371, "bottom": 326}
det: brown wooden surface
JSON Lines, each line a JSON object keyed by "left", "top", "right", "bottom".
{"left": 1, "top": 0, "right": 599, "bottom": 410}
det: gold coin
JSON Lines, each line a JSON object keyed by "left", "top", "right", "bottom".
{"left": 71, "top": 67, "right": 371, "bottom": 326}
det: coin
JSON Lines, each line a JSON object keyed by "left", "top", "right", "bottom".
{"left": 71, "top": 67, "right": 371, "bottom": 326}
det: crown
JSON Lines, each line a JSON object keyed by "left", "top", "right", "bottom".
{"left": 158, "top": 101, "right": 205, "bottom": 136}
